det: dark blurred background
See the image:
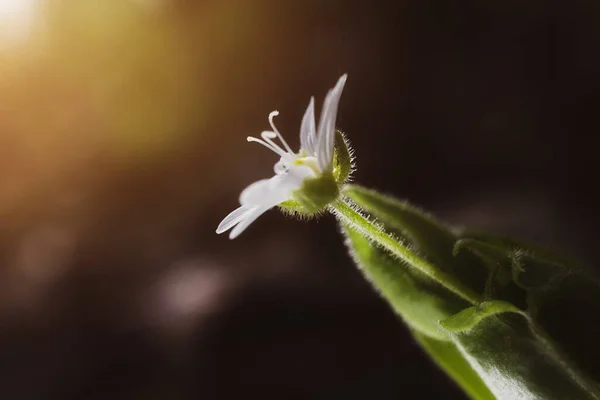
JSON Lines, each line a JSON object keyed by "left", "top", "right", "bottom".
{"left": 0, "top": 1, "right": 599, "bottom": 399}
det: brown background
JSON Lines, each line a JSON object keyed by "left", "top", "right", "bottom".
{"left": 0, "top": 1, "right": 599, "bottom": 399}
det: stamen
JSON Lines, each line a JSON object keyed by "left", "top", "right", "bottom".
{"left": 246, "top": 136, "right": 287, "bottom": 158}
{"left": 260, "top": 131, "right": 291, "bottom": 159}
{"left": 268, "top": 111, "right": 294, "bottom": 154}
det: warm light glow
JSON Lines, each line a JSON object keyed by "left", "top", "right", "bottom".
{"left": 0, "top": 0, "right": 35, "bottom": 17}
{"left": 0, "top": 0, "right": 38, "bottom": 44}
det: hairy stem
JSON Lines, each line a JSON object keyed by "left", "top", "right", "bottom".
{"left": 330, "top": 198, "right": 482, "bottom": 305}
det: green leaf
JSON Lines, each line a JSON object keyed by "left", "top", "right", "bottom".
{"left": 453, "top": 237, "right": 573, "bottom": 307}
{"left": 344, "top": 185, "right": 456, "bottom": 267}
{"left": 453, "top": 239, "right": 514, "bottom": 298}
{"left": 533, "top": 272, "right": 600, "bottom": 380}
{"left": 444, "top": 307, "right": 600, "bottom": 399}
{"left": 413, "top": 330, "right": 496, "bottom": 400}
{"left": 339, "top": 189, "right": 600, "bottom": 398}
{"left": 440, "top": 300, "right": 522, "bottom": 333}
{"left": 343, "top": 186, "right": 489, "bottom": 297}
{"left": 333, "top": 198, "right": 483, "bottom": 304}
{"left": 453, "top": 239, "right": 512, "bottom": 284}
{"left": 455, "top": 228, "right": 586, "bottom": 272}
{"left": 509, "top": 249, "right": 570, "bottom": 290}
{"left": 342, "top": 225, "right": 469, "bottom": 341}
{"left": 452, "top": 232, "right": 600, "bottom": 392}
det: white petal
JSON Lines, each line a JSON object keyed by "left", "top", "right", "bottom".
{"left": 279, "top": 164, "right": 316, "bottom": 191}
{"left": 220, "top": 163, "right": 317, "bottom": 239}
{"left": 229, "top": 205, "right": 269, "bottom": 239}
{"left": 299, "top": 97, "right": 316, "bottom": 156}
{"left": 228, "top": 166, "right": 314, "bottom": 239}
{"left": 239, "top": 179, "right": 271, "bottom": 206}
{"left": 316, "top": 74, "right": 347, "bottom": 171}
{"left": 240, "top": 165, "right": 313, "bottom": 209}
{"left": 216, "top": 205, "right": 255, "bottom": 234}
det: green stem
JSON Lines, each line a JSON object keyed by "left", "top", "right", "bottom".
{"left": 330, "top": 198, "right": 482, "bottom": 305}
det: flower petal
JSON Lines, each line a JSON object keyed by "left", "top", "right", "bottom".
{"left": 317, "top": 74, "right": 347, "bottom": 171}
{"left": 274, "top": 164, "right": 316, "bottom": 193}
{"left": 229, "top": 205, "right": 269, "bottom": 239}
{"left": 239, "top": 179, "right": 271, "bottom": 206}
{"left": 215, "top": 205, "right": 255, "bottom": 234}
{"left": 300, "top": 97, "right": 316, "bottom": 156}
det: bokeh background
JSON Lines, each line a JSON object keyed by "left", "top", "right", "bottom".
{"left": 0, "top": 1, "right": 599, "bottom": 399}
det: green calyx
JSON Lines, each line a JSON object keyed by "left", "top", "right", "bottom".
{"left": 278, "top": 130, "right": 354, "bottom": 217}
{"left": 332, "top": 130, "right": 354, "bottom": 184}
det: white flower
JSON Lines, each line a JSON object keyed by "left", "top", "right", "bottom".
{"left": 216, "top": 74, "right": 348, "bottom": 239}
